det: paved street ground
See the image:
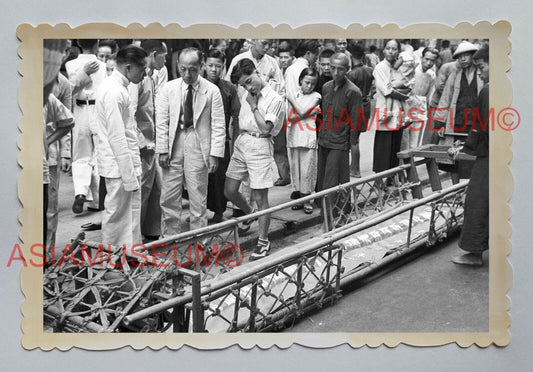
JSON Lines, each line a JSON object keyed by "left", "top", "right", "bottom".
{"left": 51, "top": 125, "right": 488, "bottom": 333}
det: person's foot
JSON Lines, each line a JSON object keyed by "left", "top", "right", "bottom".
{"left": 303, "top": 202, "right": 314, "bottom": 214}
{"left": 238, "top": 209, "right": 257, "bottom": 234}
{"left": 143, "top": 235, "right": 160, "bottom": 242}
{"left": 249, "top": 239, "right": 271, "bottom": 261}
{"left": 350, "top": 171, "right": 361, "bottom": 178}
{"left": 451, "top": 253, "right": 483, "bottom": 267}
{"left": 72, "top": 194, "right": 86, "bottom": 214}
{"left": 274, "top": 178, "right": 290, "bottom": 187}
{"left": 86, "top": 206, "right": 100, "bottom": 212}
{"left": 233, "top": 209, "right": 246, "bottom": 218}
{"left": 209, "top": 213, "right": 224, "bottom": 223}
{"left": 290, "top": 191, "right": 301, "bottom": 200}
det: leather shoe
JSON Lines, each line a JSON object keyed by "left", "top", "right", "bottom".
{"left": 274, "top": 178, "right": 290, "bottom": 187}
{"left": 72, "top": 194, "right": 86, "bottom": 214}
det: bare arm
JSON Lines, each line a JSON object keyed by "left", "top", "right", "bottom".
{"left": 286, "top": 92, "right": 320, "bottom": 117}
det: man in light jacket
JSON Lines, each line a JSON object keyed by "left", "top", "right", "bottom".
{"left": 156, "top": 48, "right": 226, "bottom": 237}
{"left": 95, "top": 45, "right": 148, "bottom": 248}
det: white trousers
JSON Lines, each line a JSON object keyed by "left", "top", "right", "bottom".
{"left": 102, "top": 176, "right": 141, "bottom": 248}
{"left": 160, "top": 128, "right": 208, "bottom": 237}
{"left": 71, "top": 104, "right": 99, "bottom": 207}
{"left": 288, "top": 147, "right": 317, "bottom": 195}
{"left": 401, "top": 121, "right": 423, "bottom": 151}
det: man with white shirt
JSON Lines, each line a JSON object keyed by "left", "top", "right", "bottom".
{"left": 156, "top": 48, "right": 226, "bottom": 237}
{"left": 225, "top": 39, "right": 282, "bottom": 92}
{"left": 284, "top": 40, "right": 320, "bottom": 99}
{"left": 405, "top": 47, "right": 438, "bottom": 149}
{"left": 65, "top": 39, "right": 107, "bottom": 214}
{"left": 95, "top": 45, "right": 148, "bottom": 248}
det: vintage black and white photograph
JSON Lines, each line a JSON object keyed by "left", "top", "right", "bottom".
{"left": 17, "top": 22, "right": 511, "bottom": 348}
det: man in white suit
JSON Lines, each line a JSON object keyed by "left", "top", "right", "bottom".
{"left": 95, "top": 45, "right": 148, "bottom": 248}
{"left": 156, "top": 48, "right": 226, "bottom": 237}
{"left": 66, "top": 39, "right": 107, "bottom": 213}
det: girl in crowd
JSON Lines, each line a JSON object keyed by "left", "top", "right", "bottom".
{"left": 285, "top": 68, "right": 321, "bottom": 214}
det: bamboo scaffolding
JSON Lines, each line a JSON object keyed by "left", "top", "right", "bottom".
{"left": 123, "top": 181, "right": 467, "bottom": 326}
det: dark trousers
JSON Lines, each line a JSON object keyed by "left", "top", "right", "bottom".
{"left": 207, "top": 142, "right": 230, "bottom": 214}
{"left": 372, "top": 129, "right": 403, "bottom": 173}
{"left": 317, "top": 146, "right": 350, "bottom": 191}
{"left": 43, "top": 184, "right": 48, "bottom": 244}
{"left": 317, "top": 146, "right": 351, "bottom": 218}
{"left": 273, "top": 129, "right": 290, "bottom": 182}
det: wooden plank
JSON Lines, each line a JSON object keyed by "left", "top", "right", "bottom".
{"left": 426, "top": 158, "right": 442, "bottom": 191}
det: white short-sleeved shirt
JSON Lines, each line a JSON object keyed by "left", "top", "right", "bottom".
{"left": 238, "top": 85, "right": 285, "bottom": 136}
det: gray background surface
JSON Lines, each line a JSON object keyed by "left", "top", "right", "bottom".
{"left": 1, "top": 1, "right": 531, "bottom": 370}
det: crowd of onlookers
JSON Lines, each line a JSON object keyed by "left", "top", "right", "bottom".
{"left": 43, "top": 37, "right": 489, "bottom": 261}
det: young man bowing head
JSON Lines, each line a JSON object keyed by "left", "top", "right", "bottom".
{"left": 95, "top": 45, "right": 148, "bottom": 248}
{"left": 225, "top": 58, "right": 285, "bottom": 261}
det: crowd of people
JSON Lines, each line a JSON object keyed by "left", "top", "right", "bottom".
{"left": 43, "top": 37, "right": 489, "bottom": 263}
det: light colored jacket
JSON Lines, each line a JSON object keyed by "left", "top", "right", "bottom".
{"left": 95, "top": 70, "right": 142, "bottom": 191}
{"left": 437, "top": 66, "right": 484, "bottom": 125}
{"left": 155, "top": 76, "right": 226, "bottom": 165}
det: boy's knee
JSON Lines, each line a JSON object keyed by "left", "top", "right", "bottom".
{"left": 252, "top": 190, "right": 269, "bottom": 209}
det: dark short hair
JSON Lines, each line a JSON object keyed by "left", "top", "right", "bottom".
{"left": 298, "top": 67, "right": 319, "bottom": 85}
{"left": 77, "top": 39, "right": 98, "bottom": 50}
{"left": 442, "top": 40, "right": 450, "bottom": 48}
{"left": 98, "top": 39, "right": 118, "bottom": 52}
{"left": 347, "top": 40, "right": 365, "bottom": 59}
{"left": 294, "top": 40, "right": 320, "bottom": 58}
{"left": 422, "top": 47, "right": 440, "bottom": 59}
{"left": 230, "top": 58, "right": 256, "bottom": 84}
{"left": 206, "top": 48, "right": 226, "bottom": 63}
{"left": 472, "top": 44, "right": 489, "bottom": 63}
{"left": 140, "top": 40, "right": 166, "bottom": 55}
{"left": 178, "top": 47, "right": 203, "bottom": 65}
{"left": 278, "top": 43, "right": 294, "bottom": 56}
{"left": 116, "top": 45, "right": 148, "bottom": 67}
{"left": 369, "top": 45, "right": 377, "bottom": 53}
{"left": 384, "top": 39, "right": 401, "bottom": 49}
{"left": 319, "top": 48, "right": 335, "bottom": 60}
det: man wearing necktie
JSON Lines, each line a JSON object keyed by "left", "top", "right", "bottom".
{"left": 156, "top": 48, "right": 226, "bottom": 237}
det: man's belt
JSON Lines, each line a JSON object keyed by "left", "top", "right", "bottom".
{"left": 243, "top": 131, "right": 271, "bottom": 138}
{"left": 76, "top": 99, "right": 96, "bottom": 106}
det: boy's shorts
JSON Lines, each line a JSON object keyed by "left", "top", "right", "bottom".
{"left": 226, "top": 133, "right": 277, "bottom": 189}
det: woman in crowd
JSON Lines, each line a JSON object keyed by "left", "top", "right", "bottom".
{"left": 285, "top": 68, "right": 321, "bottom": 214}
{"left": 372, "top": 39, "right": 410, "bottom": 175}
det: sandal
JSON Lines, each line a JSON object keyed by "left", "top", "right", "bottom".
{"left": 291, "top": 204, "right": 304, "bottom": 211}
{"left": 303, "top": 203, "right": 313, "bottom": 214}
